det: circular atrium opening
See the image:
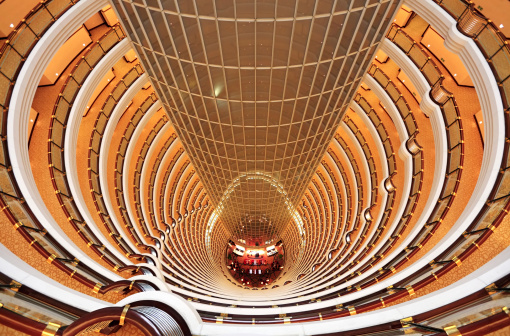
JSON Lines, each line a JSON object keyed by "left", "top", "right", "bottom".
{"left": 226, "top": 240, "right": 285, "bottom": 288}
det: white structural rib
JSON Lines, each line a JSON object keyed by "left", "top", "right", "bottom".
{"left": 96, "top": 73, "right": 165, "bottom": 269}
{"left": 404, "top": 0, "right": 504, "bottom": 220}
{"left": 64, "top": 38, "right": 138, "bottom": 267}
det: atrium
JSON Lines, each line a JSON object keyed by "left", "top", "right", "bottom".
{"left": 0, "top": 0, "right": 510, "bottom": 335}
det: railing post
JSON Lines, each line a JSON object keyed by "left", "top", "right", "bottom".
{"left": 487, "top": 42, "right": 507, "bottom": 62}
{"left": 41, "top": 1, "right": 57, "bottom": 21}
{"left": 420, "top": 57, "right": 430, "bottom": 71}
{"left": 407, "top": 41, "right": 415, "bottom": 55}
{"left": 21, "top": 20, "right": 39, "bottom": 39}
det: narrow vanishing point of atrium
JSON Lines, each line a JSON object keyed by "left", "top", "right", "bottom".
{"left": 1, "top": 0, "right": 510, "bottom": 335}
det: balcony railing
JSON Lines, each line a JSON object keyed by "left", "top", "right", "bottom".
{"left": 0, "top": 0, "right": 80, "bottom": 111}
{"left": 192, "top": 60, "right": 469, "bottom": 317}
{"left": 336, "top": 94, "right": 419, "bottom": 281}
{"left": 111, "top": 98, "right": 211, "bottom": 291}
{"left": 47, "top": 24, "right": 154, "bottom": 280}
{"left": 138, "top": 132, "right": 177, "bottom": 238}
{"left": 435, "top": 0, "right": 510, "bottom": 109}
{"left": 330, "top": 136, "right": 364, "bottom": 264}
{"left": 211, "top": 7, "right": 510, "bottom": 322}
{"left": 342, "top": 115, "right": 380, "bottom": 268}
{"left": 0, "top": 270, "right": 189, "bottom": 336}
{"left": 367, "top": 65, "right": 419, "bottom": 138}
{"left": 87, "top": 63, "right": 150, "bottom": 266}
{"left": 0, "top": 0, "right": 149, "bottom": 298}
{"left": 132, "top": 113, "right": 168, "bottom": 240}
{"left": 385, "top": 25, "right": 464, "bottom": 159}
{"left": 112, "top": 94, "right": 160, "bottom": 250}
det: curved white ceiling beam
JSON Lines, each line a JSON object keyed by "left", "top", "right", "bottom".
{"left": 404, "top": 0, "right": 505, "bottom": 246}
{"left": 63, "top": 38, "right": 135, "bottom": 266}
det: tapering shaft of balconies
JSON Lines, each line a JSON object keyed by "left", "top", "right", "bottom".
{"left": 109, "top": 0, "right": 403, "bottom": 242}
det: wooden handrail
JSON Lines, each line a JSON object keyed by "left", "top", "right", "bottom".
{"left": 62, "top": 307, "right": 161, "bottom": 336}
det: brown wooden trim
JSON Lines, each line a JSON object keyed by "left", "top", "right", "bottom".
{"left": 130, "top": 300, "right": 193, "bottom": 336}
{"left": 62, "top": 307, "right": 161, "bottom": 336}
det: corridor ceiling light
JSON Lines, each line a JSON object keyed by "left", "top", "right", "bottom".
{"left": 214, "top": 85, "right": 222, "bottom": 97}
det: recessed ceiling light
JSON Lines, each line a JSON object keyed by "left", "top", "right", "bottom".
{"left": 30, "top": 119, "right": 33, "bottom": 122}
{"left": 500, "top": 24, "right": 504, "bottom": 28}
{"left": 9, "top": 23, "right": 14, "bottom": 28}
{"left": 454, "top": 74, "right": 457, "bottom": 76}
{"left": 55, "top": 73, "right": 58, "bottom": 76}
{"left": 427, "top": 44, "right": 430, "bottom": 47}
